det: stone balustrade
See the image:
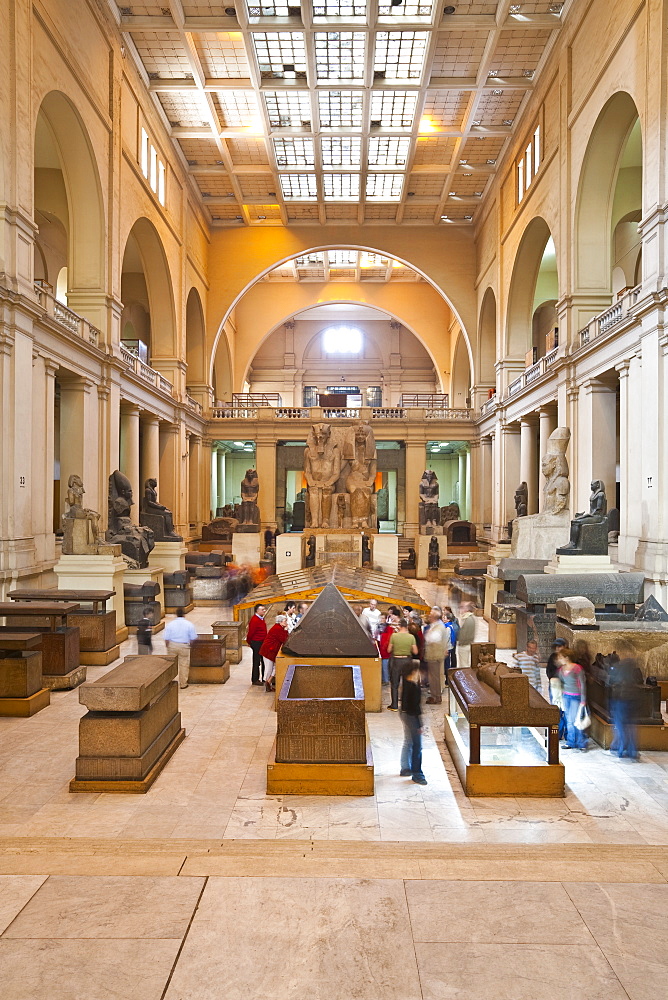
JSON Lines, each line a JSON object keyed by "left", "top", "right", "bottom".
{"left": 34, "top": 283, "right": 101, "bottom": 348}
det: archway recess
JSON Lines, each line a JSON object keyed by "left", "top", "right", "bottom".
{"left": 477, "top": 287, "right": 497, "bottom": 388}
{"left": 120, "top": 218, "right": 177, "bottom": 362}
{"left": 505, "top": 218, "right": 557, "bottom": 359}
{"left": 574, "top": 91, "right": 642, "bottom": 293}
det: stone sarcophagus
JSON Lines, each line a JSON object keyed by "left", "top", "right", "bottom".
{"left": 212, "top": 620, "right": 243, "bottom": 663}
{"left": 276, "top": 664, "right": 366, "bottom": 764}
{"left": 190, "top": 634, "right": 229, "bottom": 684}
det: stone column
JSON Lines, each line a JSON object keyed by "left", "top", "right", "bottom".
{"left": 578, "top": 377, "right": 618, "bottom": 513}
{"left": 468, "top": 440, "right": 481, "bottom": 528}
{"left": 189, "top": 434, "right": 201, "bottom": 528}
{"left": 119, "top": 403, "right": 140, "bottom": 522}
{"left": 158, "top": 423, "right": 181, "bottom": 533}
{"left": 217, "top": 449, "right": 226, "bottom": 511}
{"left": 32, "top": 355, "right": 58, "bottom": 560}
{"left": 500, "top": 422, "right": 521, "bottom": 531}
{"left": 199, "top": 438, "right": 213, "bottom": 525}
{"left": 457, "top": 449, "right": 467, "bottom": 517}
{"left": 140, "top": 414, "right": 160, "bottom": 489}
{"left": 616, "top": 360, "right": 631, "bottom": 563}
{"left": 255, "top": 437, "right": 277, "bottom": 532}
{"left": 480, "top": 435, "right": 493, "bottom": 527}
{"left": 404, "top": 439, "right": 426, "bottom": 537}
{"left": 520, "top": 415, "right": 539, "bottom": 514}
{"left": 59, "top": 376, "right": 99, "bottom": 515}
{"left": 210, "top": 448, "right": 218, "bottom": 519}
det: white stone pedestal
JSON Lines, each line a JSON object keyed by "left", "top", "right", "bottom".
{"left": 149, "top": 541, "right": 187, "bottom": 575}
{"left": 124, "top": 566, "right": 165, "bottom": 623}
{"left": 484, "top": 573, "right": 505, "bottom": 617}
{"left": 232, "top": 533, "right": 261, "bottom": 567}
{"left": 54, "top": 551, "right": 127, "bottom": 634}
{"left": 417, "top": 534, "right": 446, "bottom": 579}
{"left": 372, "top": 534, "right": 398, "bottom": 575}
{"left": 545, "top": 553, "right": 619, "bottom": 575}
{"left": 276, "top": 533, "right": 302, "bottom": 575}
{"left": 511, "top": 512, "right": 571, "bottom": 561}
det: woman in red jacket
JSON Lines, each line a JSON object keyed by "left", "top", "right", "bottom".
{"left": 260, "top": 614, "right": 289, "bottom": 692}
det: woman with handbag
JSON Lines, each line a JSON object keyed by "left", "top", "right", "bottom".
{"left": 557, "top": 647, "right": 589, "bottom": 751}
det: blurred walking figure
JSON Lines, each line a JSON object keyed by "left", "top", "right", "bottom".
{"left": 457, "top": 603, "right": 477, "bottom": 670}
{"left": 163, "top": 608, "right": 198, "bottom": 689}
{"left": 399, "top": 660, "right": 427, "bottom": 785}
{"left": 136, "top": 611, "right": 153, "bottom": 655}
{"left": 607, "top": 657, "right": 643, "bottom": 759}
{"left": 423, "top": 610, "right": 451, "bottom": 704}
{"left": 557, "top": 647, "right": 589, "bottom": 751}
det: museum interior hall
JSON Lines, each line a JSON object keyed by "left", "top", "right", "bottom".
{"left": 1, "top": 1, "right": 668, "bottom": 997}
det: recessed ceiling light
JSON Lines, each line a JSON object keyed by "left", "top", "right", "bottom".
{"left": 449, "top": 190, "right": 455, "bottom": 195}
{"left": 486, "top": 158, "right": 496, "bottom": 164}
{"left": 522, "top": 69, "right": 534, "bottom": 78}
{"left": 503, "top": 119, "right": 513, "bottom": 125}
{"left": 488, "top": 70, "right": 498, "bottom": 77}
{"left": 509, "top": 4, "right": 521, "bottom": 12}
{"left": 492, "top": 89, "right": 503, "bottom": 95}
{"left": 464, "top": 214, "right": 472, "bottom": 220}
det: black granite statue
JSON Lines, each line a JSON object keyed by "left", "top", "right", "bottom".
{"left": 514, "top": 482, "right": 528, "bottom": 518}
{"left": 362, "top": 534, "right": 371, "bottom": 567}
{"left": 106, "top": 470, "right": 155, "bottom": 568}
{"left": 140, "top": 478, "right": 182, "bottom": 541}
{"left": 304, "top": 534, "right": 316, "bottom": 568}
{"left": 428, "top": 535, "right": 439, "bottom": 570}
{"left": 556, "top": 479, "right": 608, "bottom": 555}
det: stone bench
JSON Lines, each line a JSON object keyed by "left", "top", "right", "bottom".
{"left": 71, "top": 654, "right": 185, "bottom": 792}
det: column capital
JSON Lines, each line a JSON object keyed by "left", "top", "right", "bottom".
{"left": 520, "top": 414, "right": 538, "bottom": 427}
{"left": 59, "top": 375, "right": 95, "bottom": 394}
{"left": 159, "top": 422, "right": 179, "bottom": 435}
{"left": 538, "top": 404, "right": 557, "bottom": 417}
{"left": 140, "top": 412, "right": 161, "bottom": 426}
{"left": 120, "top": 401, "right": 141, "bottom": 415}
{"left": 615, "top": 360, "right": 631, "bottom": 379}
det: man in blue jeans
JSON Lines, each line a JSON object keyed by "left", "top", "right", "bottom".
{"left": 399, "top": 660, "right": 427, "bottom": 785}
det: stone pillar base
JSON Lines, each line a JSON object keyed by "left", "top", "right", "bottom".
{"left": 544, "top": 554, "right": 618, "bottom": 575}
{"left": 149, "top": 541, "right": 187, "bottom": 575}
{"left": 54, "top": 552, "right": 127, "bottom": 629}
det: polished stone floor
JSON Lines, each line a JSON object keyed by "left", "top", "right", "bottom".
{"left": 1, "top": 596, "right": 668, "bottom": 998}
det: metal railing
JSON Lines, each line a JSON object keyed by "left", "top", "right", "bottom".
{"left": 34, "top": 284, "right": 101, "bottom": 348}
{"left": 579, "top": 285, "right": 641, "bottom": 348}
{"left": 119, "top": 345, "right": 173, "bottom": 395}
{"left": 400, "top": 392, "right": 450, "bottom": 408}
{"left": 232, "top": 392, "right": 282, "bottom": 406}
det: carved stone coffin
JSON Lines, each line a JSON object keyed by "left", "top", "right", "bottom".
{"left": 276, "top": 663, "right": 366, "bottom": 764}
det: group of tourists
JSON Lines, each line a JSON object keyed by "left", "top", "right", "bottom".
{"left": 245, "top": 601, "right": 310, "bottom": 693}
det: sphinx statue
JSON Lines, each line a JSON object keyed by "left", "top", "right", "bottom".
{"left": 140, "top": 478, "right": 182, "bottom": 541}
{"left": 304, "top": 422, "right": 341, "bottom": 528}
{"left": 542, "top": 427, "right": 571, "bottom": 515}
{"left": 106, "top": 470, "right": 155, "bottom": 568}
{"left": 343, "top": 421, "right": 377, "bottom": 529}
{"left": 557, "top": 480, "right": 608, "bottom": 555}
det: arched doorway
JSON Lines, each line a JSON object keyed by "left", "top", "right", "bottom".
{"left": 477, "top": 287, "right": 497, "bottom": 401}
{"left": 120, "top": 218, "right": 176, "bottom": 367}
{"left": 505, "top": 218, "right": 557, "bottom": 362}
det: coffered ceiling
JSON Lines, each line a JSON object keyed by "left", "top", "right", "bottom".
{"left": 108, "top": 1, "right": 569, "bottom": 227}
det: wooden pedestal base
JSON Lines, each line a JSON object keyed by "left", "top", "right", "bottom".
{"left": 165, "top": 602, "right": 195, "bottom": 615}
{"left": 189, "top": 662, "right": 230, "bottom": 684}
{"left": 0, "top": 688, "right": 50, "bottom": 717}
{"left": 69, "top": 727, "right": 186, "bottom": 793}
{"left": 444, "top": 714, "right": 565, "bottom": 797}
{"left": 43, "top": 665, "right": 87, "bottom": 690}
{"left": 79, "top": 645, "right": 120, "bottom": 667}
{"left": 484, "top": 616, "right": 517, "bottom": 650}
{"left": 267, "top": 738, "right": 374, "bottom": 796}
{"left": 590, "top": 711, "right": 668, "bottom": 752}
{"left": 116, "top": 627, "right": 129, "bottom": 643}
{"left": 126, "top": 620, "right": 165, "bottom": 636}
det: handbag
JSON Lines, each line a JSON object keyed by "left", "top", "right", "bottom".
{"left": 574, "top": 703, "right": 591, "bottom": 731}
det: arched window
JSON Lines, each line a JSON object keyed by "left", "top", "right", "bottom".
{"left": 322, "top": 326, "right": 362, "bottom": 354}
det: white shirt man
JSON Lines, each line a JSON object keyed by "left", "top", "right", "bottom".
{"left": 361, "top": 599, "right": 381, "bottom": 636}
{"left": 423, "top": 611, "right": 451, "bottom": 704}
{"left": 163, "top": 609, "right": 198, "bottom": 689}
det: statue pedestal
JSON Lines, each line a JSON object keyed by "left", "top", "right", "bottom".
{"left": 149, "top": 541, "right": 187, "bottom": 575}
{"left": 372, "top": 535, "right": 398, "bottom": 575}
{"left": 54, "top": 551, "right": 128, "bottom": 639}
{"left": 510, "top": 512, "right": 570, "bottom": 561}
{"left": 276, "top": 533, "right": 302, "bottom": 575}
{"left": 315, "top": 533, "right": 362, "bottom": 568}
{"left": 545, "top": 554, "right": 619, "bottom": 575}
{"left": 124, "top": 566, "right": 165, "bottom": 628}
{"left": 232, "top": 534, "right": 261, "bottom": 568}
{"left": 483, "top": 573, "right": 505, "bottom": 617}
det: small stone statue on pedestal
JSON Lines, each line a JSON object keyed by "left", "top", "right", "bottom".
{"left": 556, "top": 480, "right": 608, "bottom": 555}
{"left": 106, "top": 470, "right": 155, "bottom": 568}
{"left": 514, "top": 482, "right": 528, "bottom": 518}
{"left": 305, "top": 535, "right": 316, "bottom": 568}
{"left": 61, "top": 475, "right": 111, "bottom": 555}
{"left": 237, "top": 469, "right": 260, "bottom": 532}
{"left": 140, "top": 478, "right": 182, "bottom": 541}
{"left": 419, "top": 470, "right": 440, "bottom": 532}
{"left": 362, "top": 534, "right": 371, "bottom": 567}
{"left": 542, "top": 427, "right": 571, "bottom": 514}
{"left": 428, "top": 535, "right": 440, "bottom": 570}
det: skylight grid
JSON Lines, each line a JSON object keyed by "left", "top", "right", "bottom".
{"left": 247, "top": 3, "right": 291, "bottom": 17}
{"left": 318, "top": 91, "right": 364, "bottom": 129}
{"left": 374, "top": 32, "right": 428, "bottom": 82}
{"left": 252, "top": 32, "right": 307, "bottom": 78}
{"left": 370, "top": 91, "right": 417, "bottom": 128}
{"left": 314, "top": 33, "right": 366, "bottom": 82}
{"left": 264, "top": 91, "right": 312, "bottom": 128}
{"left": 295, "top": 252, "right": 325, "bottom": 265}
{"left": 273, "top": 136, "right": 315, "bottom": 167}
{"left": 378, "top": 2, "right": 433, "bottom": 16}
{"left": 216, "top": 91, "right": 262, "bottom": 128}
{"left": 366, "top": 173, "right": 404, "bottom": 200}
{"left": 328, "top": 250, "right": 358, "bottom": 265}
{"left": 313, "top": 1, "right": 367, "bottom": 15}
{"left": 321, "top": 135, "right": 362, "bottom": 166}
{"left": 368, "top": 136, "right": 411, "bottom": 167}
{"left": 323, "top": 173, "right": 361, "bottom": 200}
{"left": 280, "top": 173, "right": 318, "bottom": 199}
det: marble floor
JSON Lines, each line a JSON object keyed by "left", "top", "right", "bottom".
{"left": 0, "top": 604, "right": 668, "bottom": 845}
{"left": 2, "top": 595, "right": 668, "bottom": 998}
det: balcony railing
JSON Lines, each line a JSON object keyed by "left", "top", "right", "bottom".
{"left": 34, "top": 283, "right": 100, "bottom": 348}
{"left": 505, "top": 344, "right": 563, "bottom": 399}
{"left": 232, "top": 392, "right": 282, "bottom": 406}
{"left": 209, "top": 405, "right": 472, "bottom": 423}
{"left": 120, "top": 345, "right": 173, "bottom": 395}
{"left": 372, "top": 407, "right": 406, "bottom": 419}
{"left": 479, "top": 394, "right": 497, "bottom": 416}
{"left": 185, "top": 394, "right": 203, "bottom": 415}
{"left": 400, "top": 393, "right": 450, "bottom": 408}
{"left": 276, "top": 407, "right": 310, "bottom": 418}
{"left": 211, "top": 406, "right": 258, "bottom": 419}
{"left": 579, "top": 284, "right": 641, "bottom": 347}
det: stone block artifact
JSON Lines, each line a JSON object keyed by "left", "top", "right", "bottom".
{"left": 140, "top": 478, "right": 182, "bottom": 541}
{"left": 542, "top": 427, "right": 571, "bottom": 514}
{"left": 556, "top": 480, "right": 608, "bottom": 555}
{"left": 106, "top": 470, "right": 155, "bottom": 569}
{"left": 419, "top": 470, "right": 440, "bottom": 531}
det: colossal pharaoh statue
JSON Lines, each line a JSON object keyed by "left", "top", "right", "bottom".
{"left": 510, "top": 426, "right": 571, "bottom": 561}
{"left": 419, "top": 470, "right": 440, "bottom": 532}
{"left": 304, "top": 423, "right": 341, "bottom": 528}
{"left": 343, "top": 421, "right": 377, "bottom": 529}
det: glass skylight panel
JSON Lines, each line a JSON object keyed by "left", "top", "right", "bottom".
{"left": 295, "top": 252, "right": 325, "bottom": 265}
{"left": 328, "top": 250, "right": 358, "bottom": 265}
{"left": 264, "top": 91, "right": 311, "bottom": 128}
{"left": 273, "top": 136, "right": 315, "bottom": 167}
{"left": 323, "top": 173, "right": 360, "bottom": 200}
{"left": 318, "top": 91, "right": 364, "bottom": 129}
{"left": 216, "top": 91, "right": 262, "bottom": 129}
{"left": 279, "top": 173, "right": 318, "bottom": 199}
{"left": 313, "top": 2, "right": 367, "bottom": 17}
{"left": 314, "top": 32, "right": 366, "bottom": 82}
{"left": 374, "top": 32, "right": 428, "bottom": 81}
{"left": 366, "top": 173, "right": 404, "bottom": 200}
{"left": 247, "top": 4, "right": 292, "bottom": 19}
{"left": 321, "top": 135, "right": 362, "bottom": 166}
{"left": 252, "top": 32, "right": 306, "bottom": 79}
{"left": 368, "top": 135, "right": 411, "bottom": 167}
{"left": 370, "top": 91, "right": 417, "bottom": 129}
{"left": 378, "top": 2, "right": 433, "bottom": 15}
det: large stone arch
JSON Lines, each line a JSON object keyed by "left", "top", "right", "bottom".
{"left": 505, "top": 217, "right": 556, "bottom": 359}
{"left": 574, "top": 91, "right": 641, "bottom": 293}
{"left": 451, "top": 330, "right": 471, "bottom": 409}
{"left": 208, "top": 229, "right": 476, "bottom": 384}
{"left": 34, "top": 91, "right": 105, "bottom": 296}
{"left": 186, "top": 287, "right": 207, "bottom": 385}
{"left": 121, "top": 217, "right": 177, "bottom": 359}
{"left": 477, "top": 286, "right": 497, "bottom": 386}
